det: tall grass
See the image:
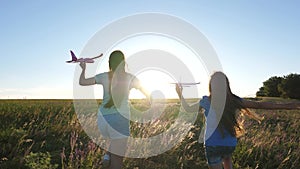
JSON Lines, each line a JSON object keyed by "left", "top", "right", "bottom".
{"left": 0, "top": 99, "right": 299, "bottom": 168}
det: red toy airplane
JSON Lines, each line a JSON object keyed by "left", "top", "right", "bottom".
{"left": 66, "top": 50, "right": 103, "bottom": 63}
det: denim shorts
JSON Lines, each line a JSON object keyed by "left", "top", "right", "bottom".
{"left": 205, "top": 146, "right": 236, "bottom": 165}
{"left": 98, "top": 113, "right": 130, "bottom": 139}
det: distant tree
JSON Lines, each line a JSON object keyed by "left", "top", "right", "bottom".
{"left": 262, "top": 76, "right": 283, "bottom": 97}
{"left": 278, "top": 73, "right": 300, "bottom": 99}
{"left": 256, "top": 87, "right": 266, "bottom": 97}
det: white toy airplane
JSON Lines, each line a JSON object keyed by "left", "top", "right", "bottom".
{"left": 170, "top": 82, "right": 200, "bottom": 87}
{"left": 66, "top": 50, "right": 103, "bottom": 63}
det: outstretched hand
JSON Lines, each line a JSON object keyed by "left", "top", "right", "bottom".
{"left": 79, "top": 62, "right": 86, "bottom": 70}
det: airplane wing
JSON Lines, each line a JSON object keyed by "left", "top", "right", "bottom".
{"left": 170, "top": 82, "right": 200, "bottom": 85}
{"left": 82, "top": 59, "right": 94, "bottom": 63}
{"left": 90, "top": 53, "right": 103, "bottom": 60}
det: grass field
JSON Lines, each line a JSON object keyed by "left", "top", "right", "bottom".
{"left": 0, "top": 98, "right": 299, "bottom": 169}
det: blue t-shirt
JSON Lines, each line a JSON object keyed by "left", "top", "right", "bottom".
{"left": 199, "top": 96, "right": 237, "bottom": 146}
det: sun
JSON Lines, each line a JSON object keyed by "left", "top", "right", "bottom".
{"left": 133, "top": 69, "right": 176, "bottom": 99}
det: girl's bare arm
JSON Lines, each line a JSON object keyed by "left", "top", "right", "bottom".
{"left": 79, "top": 62, "right": 96, "bottom": 86}
{"left": 138, "top": 86, "right": 152, "bottom": 104}
{"left": 242, "top": 99, "right": 300, "bottom": 110}
{"left": 176, "top": 84, "right": 201, "bottom": 113}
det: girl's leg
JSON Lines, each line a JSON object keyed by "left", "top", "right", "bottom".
{"left": 208, "top": 164, "right": 223, "bottom": 169}
{"left": 222, "top": 155, "right": 233, "bottom": 169}
{"left": 103, "top": 113, "right": 130, "bottom": 168}
{"left": 108, "top": 138, "right": 128, "bottom": 169}
{"left": 109, "top": 154, "right": 124, "bottom": 169}
{"left": 101, "top": 139, "right": 111, "bottom": 167}
{"left": 102, "top": 152, "right": 111, "bottom": 168}
{"left": 205, "top": 146, "right": 223, "bottom": 169}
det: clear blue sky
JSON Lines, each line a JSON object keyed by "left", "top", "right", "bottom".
{"left": 1, "top": 0, "right": 299, "bottom": 99}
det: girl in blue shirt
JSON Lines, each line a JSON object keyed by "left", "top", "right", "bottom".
{"left": 176, "top": 71, "right": 300, "bottom": 169}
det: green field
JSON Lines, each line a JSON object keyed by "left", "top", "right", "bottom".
{"left": 0, "top": 99, "right": 299, "bottom": 169}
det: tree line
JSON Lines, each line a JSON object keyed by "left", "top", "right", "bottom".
{"left": 256, "top": 73, "right": 300, "bottom": 99}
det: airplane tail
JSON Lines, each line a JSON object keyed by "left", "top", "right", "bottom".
{"left": 70, "top": 50, "right": 77, "bottom": 61}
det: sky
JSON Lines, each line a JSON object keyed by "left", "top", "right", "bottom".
{"left": 1, "top": 0, "right": 300, "bottom": 99}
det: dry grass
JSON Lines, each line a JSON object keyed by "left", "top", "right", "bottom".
{"left": 0, "top": 99, "right": 299, "bottom": 168}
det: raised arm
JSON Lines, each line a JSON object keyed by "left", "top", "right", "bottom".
{"left": 176, "top": 84, "right": 200, "bottom": 113}
{"left": 139, "top": 87, "right": 152, "bottom": 102}
{"left": 241, "top": 99, "right": 300, "bottom": 110}
{"left": 79, "top": 62, "right": 96, "bottom": 86}
{"left": 132, "top": 76, "right": 152, "bottom": 104}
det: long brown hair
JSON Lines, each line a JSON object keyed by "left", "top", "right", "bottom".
{"left": 104, "top": 50, "right": 126, "bottom": 108}
{"left": 209, "top": 72, "right": 262, "bottom": 137}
